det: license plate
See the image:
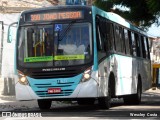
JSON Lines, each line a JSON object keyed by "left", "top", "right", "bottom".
{"left": 48, "top": 88, "right": 61, "bottom": 94}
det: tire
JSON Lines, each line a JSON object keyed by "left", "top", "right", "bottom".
{"left": 98, "top": 82, "right": 111, "bottom": 109}
{"left": 124, "top": 80, "right": 142, "bottom": 105}
{"left": 77, "top": 99, "right": 95, "bottom": 105}
{"left": 133, "top": 80, "right": 142, "bottom": 104}
{"left": 38, "top": 100, "right": 52, "bottom": 110}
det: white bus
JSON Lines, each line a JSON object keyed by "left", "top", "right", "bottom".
{"left": 8, "top": 5, "right": 151, "bottom": 109}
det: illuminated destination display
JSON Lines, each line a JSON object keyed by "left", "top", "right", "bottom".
{"left": 28, "top": 11, "right": 83, "bottom": 21}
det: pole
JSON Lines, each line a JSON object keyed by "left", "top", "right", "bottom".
{"left": 0, "top": 21, "right": 4, "bottom": 76}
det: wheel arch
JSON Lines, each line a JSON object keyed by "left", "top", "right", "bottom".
{"left": 108, "top": 72, "right": 116, "bottom": 97}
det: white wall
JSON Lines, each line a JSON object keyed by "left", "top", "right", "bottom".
{"left": 0, "top": 13, "right": 20, "bottom": 78}
{"left": 150, "top": 38, "right": 160, "bottom": 64}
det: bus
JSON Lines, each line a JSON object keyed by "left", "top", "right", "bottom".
{"left": 8, "top": 5, "right": 151, "bottom": 109}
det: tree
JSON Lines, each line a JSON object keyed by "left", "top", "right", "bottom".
{"left": 94, "top": 0, "right": 160, "bottom": 29}
{"left": 147, "top": 0, "right": 160, "bottom": 15}
{"left": 147, "top": 0, "right": 160, "bottom": 26}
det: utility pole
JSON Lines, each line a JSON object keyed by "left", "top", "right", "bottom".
{"left": 0, "top": 21, "right": 4, "bottom": 76}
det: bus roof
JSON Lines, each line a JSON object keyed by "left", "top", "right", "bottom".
{"left": 92, "top": 6, "right": 148, "bottom": 36}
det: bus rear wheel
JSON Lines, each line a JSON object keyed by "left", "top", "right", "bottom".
{"left": 123, "top": 80, "right": 142, "bottom": 105}
{"left": 38, "top": 100, "right": 52, "bottom": 110}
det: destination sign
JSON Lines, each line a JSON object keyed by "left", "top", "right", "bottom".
{"left": 27, "top": 11, "right": 83, "bottom": 22}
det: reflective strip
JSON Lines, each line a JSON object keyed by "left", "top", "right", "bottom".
{"left": 54, "top": 55, "right": 85, "bottom": 60}
{"left": 24, "top": 56, "right": 53, "bottom": 62}
{"left": 24, "top": 55, "right": 85, "bottom": 62}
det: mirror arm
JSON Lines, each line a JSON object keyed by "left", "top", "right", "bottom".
{"left": 7, "top": 22, "right": 18, "bottom": 43}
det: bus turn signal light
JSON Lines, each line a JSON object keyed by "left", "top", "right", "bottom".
{"left": 81, "top": 66, "right": 92, "bottom": 82}
{"left": 18, "top": 71, "right": 29, "bottom": 85}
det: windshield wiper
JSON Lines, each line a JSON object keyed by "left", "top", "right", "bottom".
{"left": 56, "top": 20, "right": 77, "bottom": 51}
{"left": 58, "top": 20, "right": 76, "bottom": 42}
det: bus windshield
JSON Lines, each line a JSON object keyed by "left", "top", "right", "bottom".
{"left": 17, "top": 22, "right": 92, "bottom": 68}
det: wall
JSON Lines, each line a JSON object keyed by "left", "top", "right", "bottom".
{"left": 150, "top": 38, "right": 160, "bottom": 63}
{"left": 0, "top": 13, "right": 20, "bottom": 95}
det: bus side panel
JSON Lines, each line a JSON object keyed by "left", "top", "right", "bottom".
{"left": 97, "top": 54, "right": 151, "bottom": 97}
{"left": 77, "top": 71, "right": 99, "bottom": 98}
{"left": 116, "top": 55, "right": 151, "bottom": 96}
{"left": 115, "top": 55, "right": 135, "bottom": 96}
{"left": 98, "top": 55, "right": 115, "bottom": 97}
{"left": 98, "top": 58, "right": 109, "bottom": 97}
{"left": 132, "top": 57, "right": 139, "bottom": 93}
{"left": 141, "top": 60, "right": 152, "bottom": 92}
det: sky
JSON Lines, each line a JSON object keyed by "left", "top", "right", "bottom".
{"left": 147, "top": 23, "right": 160, "bottom": 37}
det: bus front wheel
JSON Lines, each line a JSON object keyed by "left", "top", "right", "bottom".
{"left": 98, "top": 83, "right": 111, "bottom": 109}
{"left": 38, "top": 100, "right": 52, "bottom": 110}
{"left": 77, "top": 99, "right": 95, "bottom": 105}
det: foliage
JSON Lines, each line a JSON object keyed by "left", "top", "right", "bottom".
{"left": 147, "top": 0, "right": 160, "bottom": 15}
{"left": 93, "top": 0, "right": 160, "bottom": 29}
{"left": 147, "top": 0, "right": 160, "bottom": 26}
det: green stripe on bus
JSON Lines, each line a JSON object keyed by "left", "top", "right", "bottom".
{"left": 54, "top": 55, "right": 85, "bottom": 60}
{"left": 24, "top": 55, "right": 85, "bottom": 62}
{"left": 24, "top": 56, "right": 53, "bottom": 62}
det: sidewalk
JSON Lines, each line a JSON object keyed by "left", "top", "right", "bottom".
{"left": 0, "top": 94, "right": 73, "bottom": 111}
{"left": 145, "top": 87, "right": 160, "bottom": 95}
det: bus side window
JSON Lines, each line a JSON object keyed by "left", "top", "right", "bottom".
{"left": 96, "top": 18, "right": 103, "bottom": 51}
{"left": 135, "top": 33, "right": 141, "bottom": 57}
{"left": 99, "top": 19, "right": 107, "bottom": 52}
{"left": 123, "top": 29, "right": 130, "bottom": 55}
{"left": 131, "top": 32, "right": 137, "bottom": 56}
{"left": 144, "top": 37, "right": 150, "bottom": 59}
{"left": 96, "top": 16, "right": 106, "bottom": 61}
{"left": 114, "top": 25, "right": 125, "bottom": 53}
{"left": 119, "top": 27, "right": 125, "bottom": 54}
{"left": 147, "top": 37, "right": 150, "bottom": 59}
{"left": 114, "top": 25, "right": 120, "bottom": 52}
{"left": 141, "top": 36, "right": 146, "bottom": 58}
{"left": 106, "top": 22, "right": 115, "bottom": 52}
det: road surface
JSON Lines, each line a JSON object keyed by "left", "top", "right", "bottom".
{"left": 0, "top": 88, "right": 160, "bottom": 119}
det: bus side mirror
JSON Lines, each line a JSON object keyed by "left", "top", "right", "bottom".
{"left": 7, "top": 22, "right": 18, "bottom": 43}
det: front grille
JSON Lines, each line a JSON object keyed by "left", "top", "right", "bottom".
{"left": 26, "top": 65, "right": 90, "bottom": 97}
{"left": 32, "top": 82, "right": 76, "bottom": 97}
{"left": 29, "top": 73, "right": 83, "bottom": 97}
{"left": 36, "top": 89, "right": 73, "bottom": 97}
{"left": 30, "top": 69, "right": 81, "bottom": 79}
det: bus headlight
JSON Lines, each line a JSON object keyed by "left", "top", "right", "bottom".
{"left": 18, "top": 71, "right": 28, "bottom": 85}
{"left": 81, "top": 67, "right": 92, "bottom": 82}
